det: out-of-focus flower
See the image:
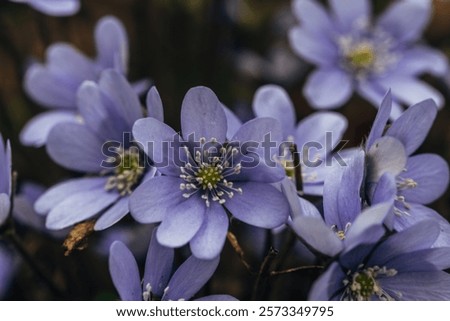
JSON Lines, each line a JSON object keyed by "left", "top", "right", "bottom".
{"left": 21, "top": 16, "right": 149, "bottom": 147}
{"left": 0, "top": 134, "right": 12, "bottom": 227}
{"left": 289, "top": 0, "right": 447, "bottom": 118}
{"left": 34, "top": 70, "right": 158, "bottom": 231}
{"left": 9, "top": 0, "right": 80, "bottom": 16}
{"left": 109, "top": 231, "right": 237, "bottom": 301}
{"left": 309, "top": 221, "right": 450, "bottom": 300}
{"left": 252, "top": 84, "right": 347, "bottom": 196}
{"left": 130, "top": 86, "right": 289, "bottom": 260}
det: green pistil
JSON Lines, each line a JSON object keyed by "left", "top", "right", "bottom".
{"left": 197, "top": 166, "right": 223, "bottom": 190}
{"left": 350, "top": 272, "right": 375, "bottom": 300}
{"left": 105, "top": 149, "right": 144, "bottom": 196}
{"left": 347, "top": 43, "right": 375, "bottom": 70}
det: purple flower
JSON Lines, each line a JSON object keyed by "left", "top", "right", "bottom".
{"left": 34, "top": 70, "right": 158, "bottom": 231}
{"left": 0, "top": 134, "right": 12, "bottom": 227}
{"left": 252, "top": 84, "right": 347, "bottom": 196}
{"left": 310, "top": 220, "right": 450, "bottom": 300}
{"left": 290, "top": 151, "right": 395, "bottom": 257}
{"left": 21, "top": 15, "right": 149, "bottom": 147}
{"left": 130, "top": 86, "right": 289, "bottom": 259}
{"left": 289, "top": 0, "right": 447, "bottom": 117}
{"left": 365, "top": 92, "right": 450, "bottom": 243}
{"left": 9, "top": 0, "right": 80, "bottom": 16}
{"left": 109, "top": 231, "right": 236, "bottom": 301}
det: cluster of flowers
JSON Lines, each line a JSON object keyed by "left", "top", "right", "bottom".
{"left": 2, "top": 0, "right": 450, "bottom": 300}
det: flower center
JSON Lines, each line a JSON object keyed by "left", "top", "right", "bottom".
{"left": 343, "top": 265, "right": 398, "bottom": 301}
{"left": 336, "top": 25, "right": 398, "bottom": 79}
{"left": 105, "top": 148, "right": 145, "bottom": 196}
{"left": 346, "top": 43, "right": 375, "bottom": 70}
{"left": 179, "top": 138, "right": 243, "bottom": 207}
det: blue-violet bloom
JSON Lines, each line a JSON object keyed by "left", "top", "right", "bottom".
{"left": 109, "top": 231, "right": 236, "bottom": 301}
{"left": 34, "top": 70, "right": 158, "bottom": 231}
{"left": 0, "top": 134, "right": 12, "bottom": 227}
{"left": 309, "top": 220, "right": 450, "bottom": 300}
{"left": 9, "top": 0, "right": 79, "bottom": 16}
{"left": 289, "top": 0, "right": 447, "bottom": 118}
{"left": 130, "top": 86, "right": 289, "bottom": 260}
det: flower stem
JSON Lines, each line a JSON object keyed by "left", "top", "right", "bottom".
{"left": 270, "top": 265, "right": 324, "bottom": 276}
{"left": 226, "top": 231, "right": 254, "bottom": 274}
{"left": 252, "top": 247, "right": 278, "bottom": 300}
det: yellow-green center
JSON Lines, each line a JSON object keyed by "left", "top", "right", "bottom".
{"left": 346, "top": 43, "right": 375, "bottom": 69}
{"left": 105, "top": 149, "right": 144, "bottom": 196}
{"left": 350, "top": 273, "right": 375, "bottom": 300}
{"left": 196, "top": 165, "right": 223, "bottom": 190}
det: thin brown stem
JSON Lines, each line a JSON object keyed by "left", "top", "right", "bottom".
{"left": 226, "top": 231, "right": 253, "bottom": 274}
{"left": 251, "top": 247, "right": 278, "bottom": 300}
{"left": 270, "top": 265, "right": 324, "bottom": 276}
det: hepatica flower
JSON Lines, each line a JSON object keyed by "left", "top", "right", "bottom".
{"left": 310, "top": 221, "right": 450, "bottom": 300}
{"left": 0, "top": 134, "right": 12, "bottom": 227}
{"left": 109, "top": 231, "right": 236, "bottom": 301}
{"left": 289, "top": 0, "right": 447, "bottom": 117}
{"left": 9, "top": 0, "right": 79, "bottom": 16}
{"left": 130, "top": 86, "right": 289, "bottom": 259}
{"left": 365, "top": 92, "right": 450, "bottom": 237}
{"left": 21, "top": 15, "right": 147, "bottom": 147}
{"left": 34, "top": 70, "right": 158, "bottom": 231}
{"left": 252, "top": 84, "right": 347, "bottom": 195}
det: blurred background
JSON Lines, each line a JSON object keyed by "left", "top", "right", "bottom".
{"left": 1, "top": 0, "right": 450, "bottom": 300}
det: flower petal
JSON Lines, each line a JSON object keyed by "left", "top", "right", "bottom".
{"left": 94, "top": 197, "right": 130, "bottom": 231}
{"left": 181, "top": 86, "right": 227, "bottom": 142}
{"left": 95, "top": 16, "right": 128, "bottom": 74}
{"left": 329, "top": 0, "right": 370, "bottom": 33}
{"left": 143, "top": 229, "right": 174, "bottom": 298}
{"left": 46, "top": 122, "right": 105, "bottom": 173}
{"left": 308, "top": 262, "right": 346, "bottom": 300}
{"left": 288, "top": 27, "right": 337, "bottom": 66}
{"left": 225, "top": 182, "right": 289, "bottom": 229}
{"left": 377, "top": 0, "right": 431, "bottom": 43}
{"left": 295, "top": 111, "right": 347, "bottom": 160}
{"left": 366, "top": 90, "right": 392, "bottom": 151}
{"left": 379, "top": 76, "right": 443, "bottom": 110}
{"left": 356, "top": 81, "right": 403, "bottom": 120}
{"left": 394, "top": 45, "right": 448, "bottom": 77}
{"left": 399, "top": 154, "right": 449, "bottom": 204}
{"left": 291, "top": 215, "right": 342, "bottom": 257}
{"left": 109, "top": 241, "right": 142, "bottom": 301}
{"left": 146, "top": 86, "right": 164, "bottom": 122}
{"left": 292, "top": 0, "right": 333, "bottom": 35}
{"left": 132, "top": 117, "right": 180, "bottom": 175}
{"left": 24, "top": 0, "right": 80, "bottom": 16}
{"left": 304, "top": 68, "right": 353, "bottom": 109}
{"left": 34, "top": 177, "right": 106, "bottom": 215}
{"left": 386, "top": 99, "right": 438, "bottom": 155}
{"left": 129, "top": 176, "right": 185, "bottom": 224}
{"left": 24, "top": 63, "right": 77, "bottom": 108}
{"left": 381, "top": 271, "right": 450, "bottom": 300}
{"left": 252, "top": 85, "right": 296, "bottom": 138}
{"left": 190, "top": 203, "right": 229, "bottom": 260}
{"left": 195, "top": 295, "right": 238, "bottom": 301}
{"left": 163, "top": 256, "right": 220, "bottom": 301}
{"left": 156, "top": 196, "right": 206, "bottom": 248}
{"left": 46, "top": 188, "right": 119, "bottom": 229}
{"left": 20, "top": 110, "right": 78, "bottom": 147}
{"left": 366, "top": 136, "right": 407, "bottom": 183}
{"left": 98, "top": 69, "right": 143, "bottom": 129}
{"left": 222, "top": 105, "right": 242, "bottom": 140}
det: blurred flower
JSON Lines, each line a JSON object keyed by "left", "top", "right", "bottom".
{"left": 0, "top": 134, "right": 12, "bottom": 227}
{"left": 109, "top": 231, "right": 236, "bottom": 301}
{"left": 34, "top": 70, "right": 158, "bottom": 231}
{"left": 20, "top": 15, "right": 149, "bottom": 147}
{"left": 9, "top": 0, "right": 80, "bottom": 16}
{"left": 310, "top": 220, "right": 450, "bottom": 300}
{"left": 252, "top": 84, "right": 347, "bottom": 196}
{"left": 130, "top": 86, "right": 289, "bottom": 260}
{"left": 289, "top": 0, "right": 447, "bottom": 118}
{"left": 365, "top": 92, "right": 450, "bottom": 244}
